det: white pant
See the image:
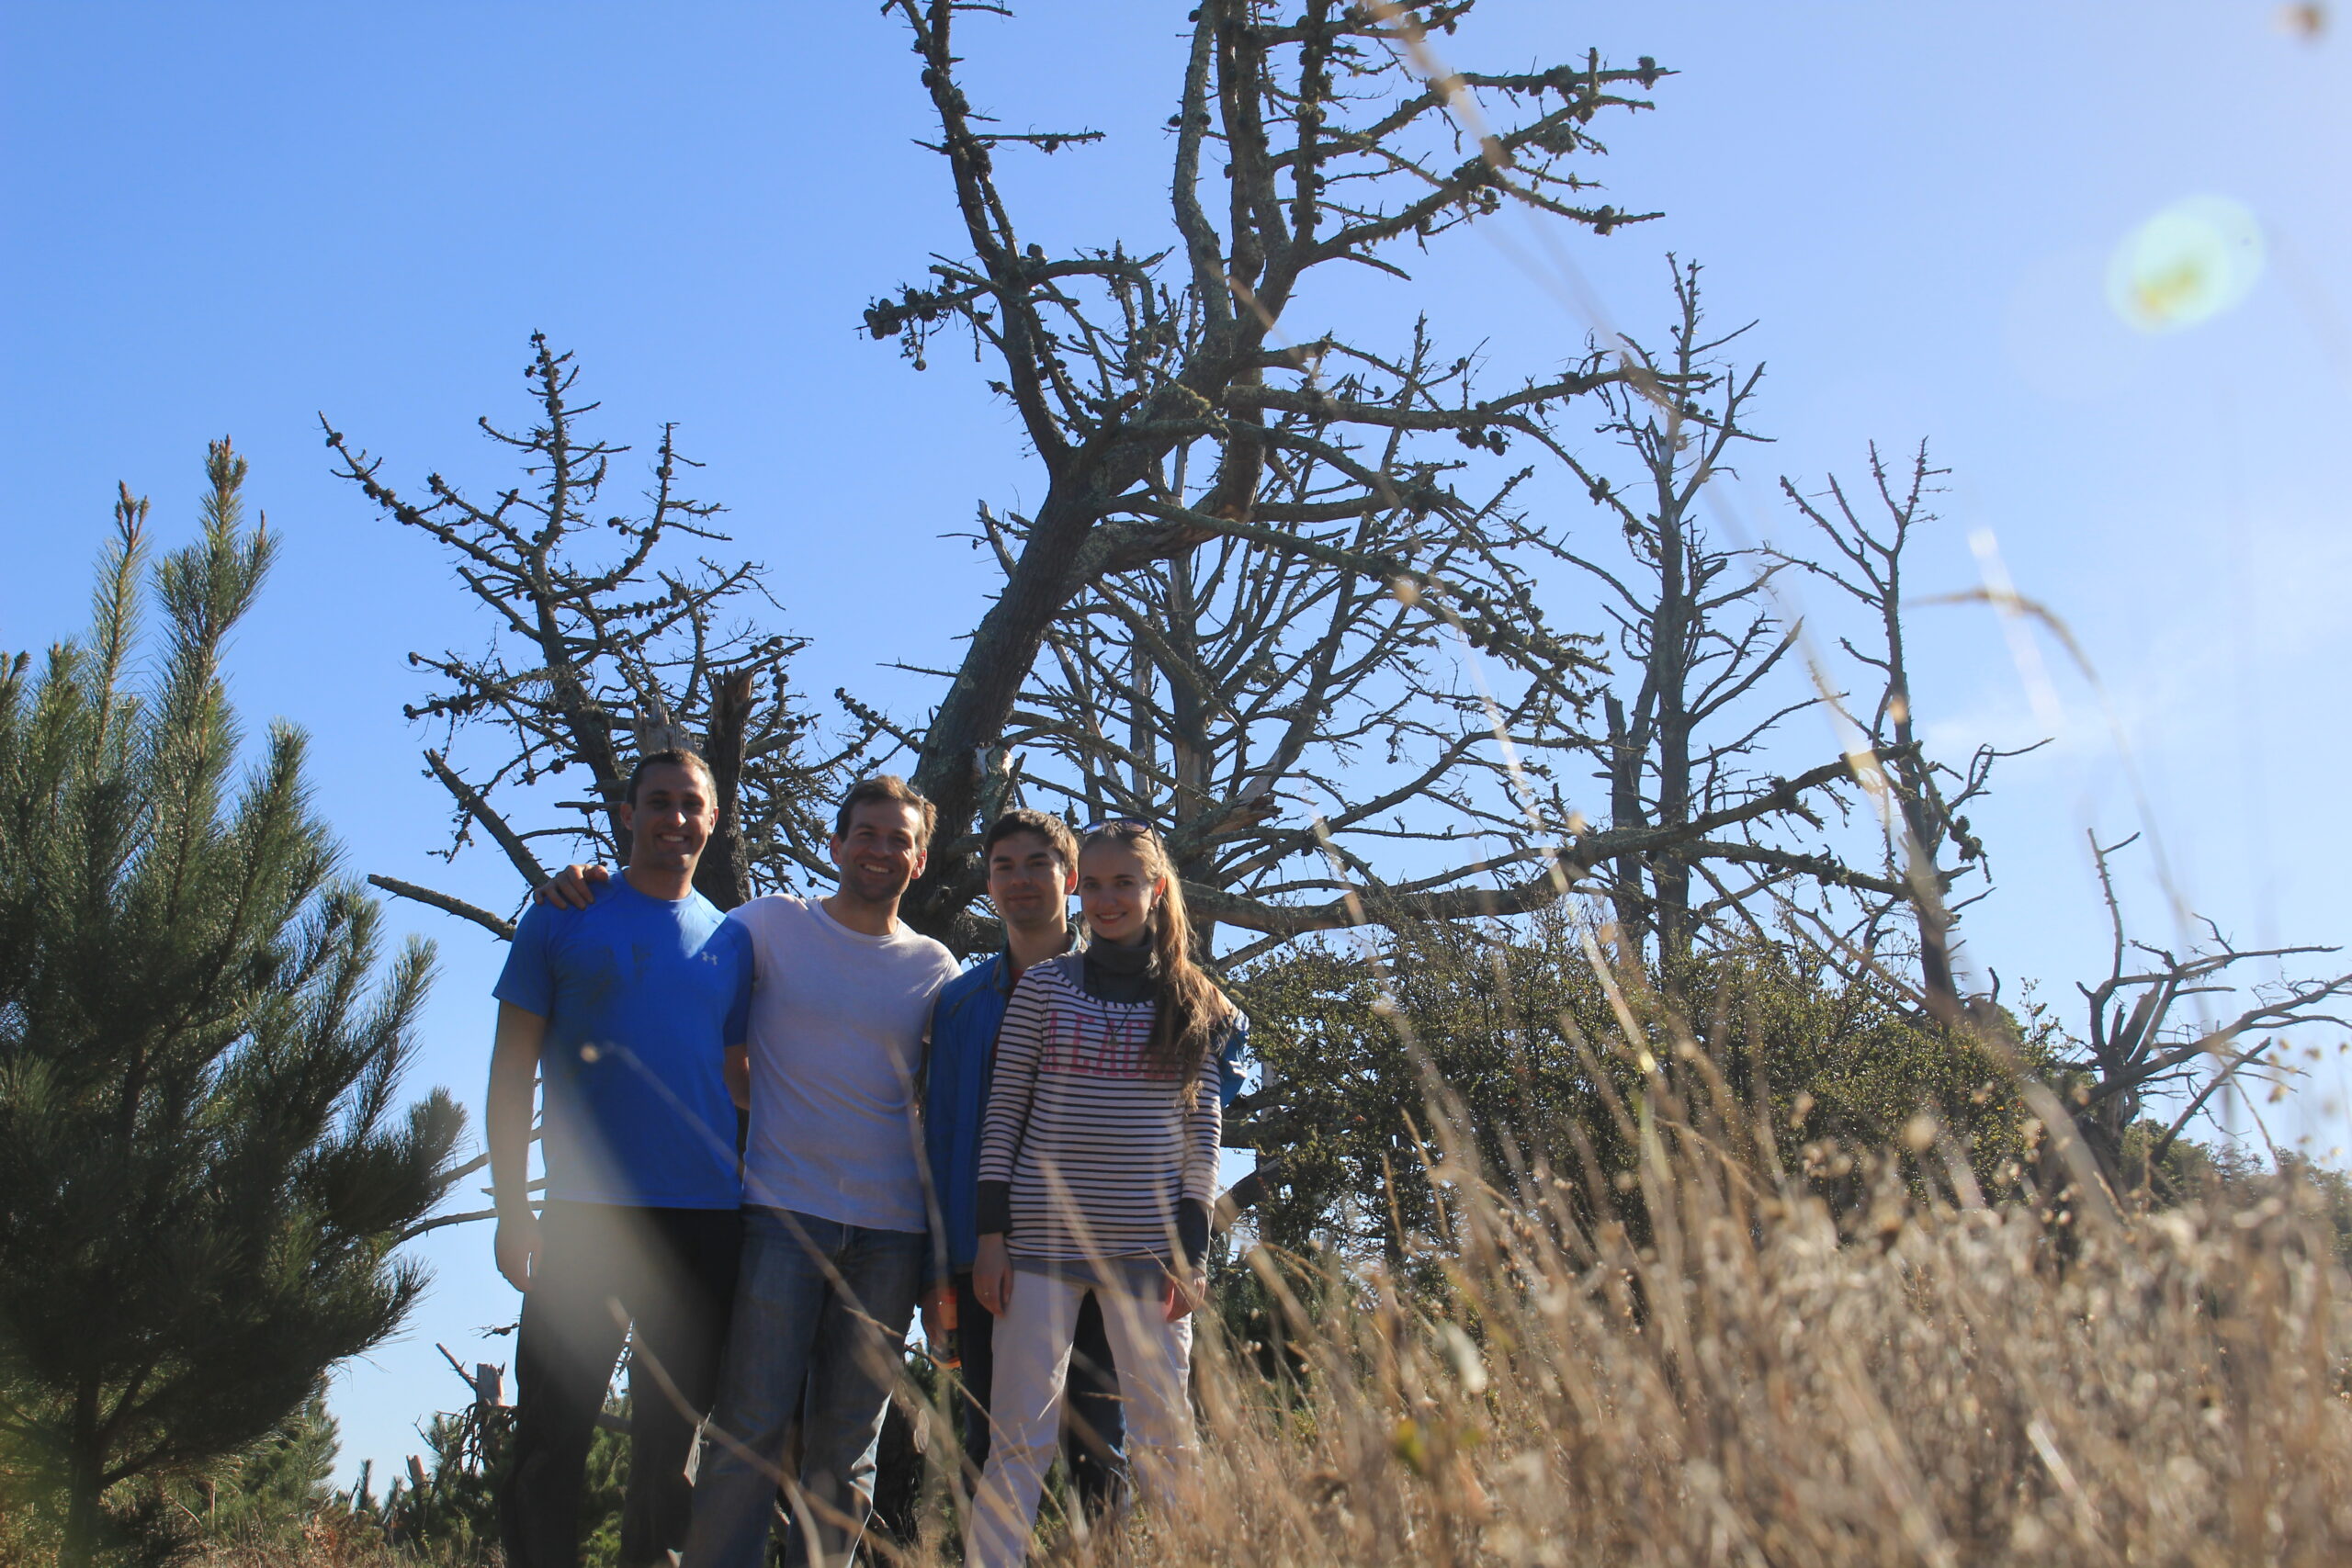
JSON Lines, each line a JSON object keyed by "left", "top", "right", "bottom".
{"left": 965, "top": 1269, "right": 1198, "bottom": 1568}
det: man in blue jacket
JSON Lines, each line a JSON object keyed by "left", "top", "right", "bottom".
{"left": 920, "top": 808, "right": 1247, "bottom": 1517}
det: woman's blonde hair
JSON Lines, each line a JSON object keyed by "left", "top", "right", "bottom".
{"left": 1080, "top": 822, "right": 1233, "bottom": 1096}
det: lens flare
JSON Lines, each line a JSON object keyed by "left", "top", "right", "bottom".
{"left": 2106, "top": 195, "right": 2266, "bottom": 333}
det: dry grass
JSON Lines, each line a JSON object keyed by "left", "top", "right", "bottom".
{"left": 959, "top": 1110, "right": 2352, "bottom": 1568}
{"left": 189, "top": 1084, "right": 2352, "bottom": 1568}
{"left": 184, "top": 1530, "right": 402, "bottom": 1568}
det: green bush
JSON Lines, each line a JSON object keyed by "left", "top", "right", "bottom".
{"left": 1235, "top": 906, "right": 2052, "bottom": 1261}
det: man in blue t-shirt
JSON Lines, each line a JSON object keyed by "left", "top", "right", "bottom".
{"left": 489, "top": 750, "right": 752, "bottom": 1568}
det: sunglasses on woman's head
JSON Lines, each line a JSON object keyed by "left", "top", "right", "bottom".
{"left": 1080, "top": 817, "right": 1153, "bottom": 836}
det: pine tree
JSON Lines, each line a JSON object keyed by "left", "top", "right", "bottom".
{"left": 181, "top": 1387, "right": 342, "bottom": 1546}
{"left": 0, "top": 441, "right": 465, "bottom": 1566}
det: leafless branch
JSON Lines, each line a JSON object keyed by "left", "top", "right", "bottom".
{"left": 367, "top": 875, "right": 516, "bottom": 942}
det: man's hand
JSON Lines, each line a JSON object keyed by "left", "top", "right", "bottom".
{"left": 973, "top": 1234, "right": 1014, "bottom": 1317}
{"left": 495, "top": 1207, "right": 542, "bottom": 1293}
{"left": 1164, "top": 1269, "right": 1206, "bottom": 1323}
{"left": 919, "top": 1281, "right": 955, "bottom": 1346}
{"left": 536, "top": 863, "right": 610, "bottom": 909}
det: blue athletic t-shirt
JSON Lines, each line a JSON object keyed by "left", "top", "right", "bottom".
{"left": 492, "top": 876, "right": 752, "bottom": 1209}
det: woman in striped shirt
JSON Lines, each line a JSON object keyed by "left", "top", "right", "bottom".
{"left": 965, "top": 821, "right": 1239, "bottom": 1567}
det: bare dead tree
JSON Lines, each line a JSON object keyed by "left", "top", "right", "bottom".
{"left": 1779, "top": 443, "right": 2040, "bottom": 1018}
{"left": 865, "top": 0, "right": 1690, "bottom": 937}
{"left": 966, "top": 255, "right": 1928, "bottom": 983}
{"left": 324, "top": 335, "right": 865, "bottom": 925}
{"left": 1534, "top": 262, "right": 1927, "bottom": 969}
{"left": 2067, "top": 830, "right": 2352, "bottom": 1184}
{"left": 942, "top": 318, "right": 1608, "bottom": 966}
{"left": 1770, "top": 458, "right": 2352, "bottom": 1183}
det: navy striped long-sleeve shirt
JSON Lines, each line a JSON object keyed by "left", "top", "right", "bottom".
{"left": 974, "top": 953, "right": 1224, "bottom": 1269}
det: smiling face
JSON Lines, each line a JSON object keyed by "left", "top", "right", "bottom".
{"left": 1077, "top": 836, "right": 1161, "bottom": 947}
{"left": 829, "top": 798, "right": 929, "bottom": 908}
{"left": 988, "top": 829, "right": 1075, "bottom": 937}
{"left": 619, "top": 761, "right": 716, "bottom": 879}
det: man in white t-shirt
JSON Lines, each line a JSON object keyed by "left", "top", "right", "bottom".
{"left": 680, "top": 776, "right": 961, "bottom": 1568}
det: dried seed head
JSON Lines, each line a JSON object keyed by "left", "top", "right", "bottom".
{"left": 1904, "top": 1113, "right": 1939, "bottom": 1154}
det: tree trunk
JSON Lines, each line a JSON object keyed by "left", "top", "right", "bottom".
{"left": 695, "top": 669, "right": 755, "bottom": 911}
{"left": 1885, "top": 678, "right": 1962, "bottom": 1023}
{"left": 1652, "top": 513, "right": 1696, "bottom": 969}
{"left": 904, "top": 485, "right": 1102, "bottom": 936}
{"left": 1129, "top": 643, "right": 1158, "bottom": 799}
{"left": 61, "top": 1387, "right": 104, "bottom": 1568}
{"left": 1602, "top": 694, "right": 1653, "bottom": 958}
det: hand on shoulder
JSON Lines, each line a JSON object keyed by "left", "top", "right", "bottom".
{"left": 535, "top": 863, "right": 610, "bottom": 910}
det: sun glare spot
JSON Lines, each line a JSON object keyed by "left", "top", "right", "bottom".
{"left": 2274, "top": 3, "right": 2327, "bottom": 41}
{"left": 2106, "top": 196, "right": 2266, "bottom": 333}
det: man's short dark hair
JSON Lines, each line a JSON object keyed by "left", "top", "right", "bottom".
{"left": 981, "top": 808, "right": 1078, "bottom": 874}
{"left": 833, "top": 774, "right": 938, "bottom": 850}
{"left": 627, "top": 749, "right": 717, "bottom": 807}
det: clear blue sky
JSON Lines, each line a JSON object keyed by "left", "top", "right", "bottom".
{"left": 6, "top": 1, "right": 2347, "bottom": 1491}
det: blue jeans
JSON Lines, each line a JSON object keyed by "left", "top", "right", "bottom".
{"left": 501, "top": 1203, "right": 740, "bottom": 1568}
{"left": 683, "top": 1209, "right": 925, "bottom": 1568}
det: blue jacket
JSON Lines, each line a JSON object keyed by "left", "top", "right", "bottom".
{"left": 922, "top": 944, "right": 1250, "bottom": 1279}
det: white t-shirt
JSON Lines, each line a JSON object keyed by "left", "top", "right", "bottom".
{"left": 727, "top": 893, "right": 961, "bottom": 1233}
